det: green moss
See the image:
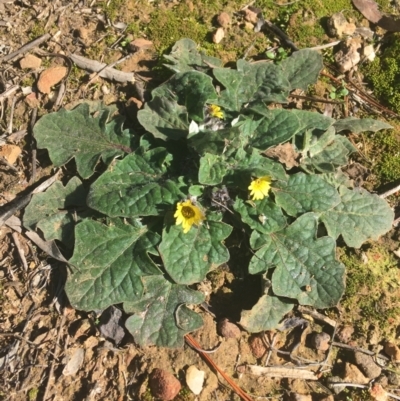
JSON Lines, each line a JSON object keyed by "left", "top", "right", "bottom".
{"left": 363, "top": 36, "right": 400, "bottom": 114}
{"left": 29, "top": 21, "right": 46, "bottom": 40}
{"left": 339, "top": 244, "right": 400, "bottom": 339}
{"left": 28, "top": 388, "right": 39, "bottom": 401}
{"left": 99, "top": 0, "right": 126, "bottom": 21}
{"left": 147, "top": 6, "right": 209, "bottom": 54}
{"left": 367, "top": 128, "right": 400, "bottom": 184}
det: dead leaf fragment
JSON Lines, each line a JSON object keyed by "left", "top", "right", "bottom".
{"left": 0, "top": 144, "right": 21, "bottom": 164}
{"left": 264, "top": 143, "right": 299, "bottom": 169}
{"left": 352, "top": 0, "right": 400, "bottom": 32}
{"left": 335, "top": 37, "right": 362, "bottom": 72}
{"left": 186, "top": 365, "right": 205, "bottom": 395}
{"left": 37, "top": 66, "right": 68, "bottom": 94}
{"left": 213, "top": 27, "right": 225, "bottom": 44}
{"left": 62, "top": 348, "right": 85, "bottom": 376}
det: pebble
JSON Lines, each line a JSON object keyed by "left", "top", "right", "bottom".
{"left": 248, "top": 335, "right": 267, "bottom": 359}
{"left": 354, "top": 351, "right": 382, "bottom": 379}
{"left": 217, "top": 12, "right": 231, "bottom": 28}
{"left": 218, "top": 318, "right": 241, "bottom": 339}
{"left": 149, "top": 368, "right": 181, "bottom": 401}
{"left": 342, "top": 362, "right": 369, "bottom": 384}
{"left": 290, "top": 394, "right": 312, "bottom": 401}
{"left": 243, "top": 8, "right": 258, "bottom": 24}
{"left": 20, "top": 54, "right": 42, "bottom": 69}
{"left": 129, "top": 38, "right": 153, "bottom": 52}
{"left": 310, "top": 331, "right": 330, "bottom": 351}
{"left": 212, "top": 27, "right": 224, "bottom": 44}
{"left": 185, "top": 365, "right": 205, "bottom": 395}
{"left": 0, "top": 144, "right": 21, "bottom": 164}
{"left": 62, "top": 348, "right": 85, "bottom": 376}
{"left": 369, "top": 383, "right": 388, "bottom": 401}
{"left": 384, "top": 342, "right": 400, "bottom": 363}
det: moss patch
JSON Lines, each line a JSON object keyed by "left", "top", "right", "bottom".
{"left": 339, "top": 244, "right": 400, "bottom": 340}
{"left": 363, "top": 35, "right": 400, "bottom": 115}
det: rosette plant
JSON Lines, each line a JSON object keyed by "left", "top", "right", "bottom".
{"left": 25, "top": 39, "right": 394, "bottom": 347}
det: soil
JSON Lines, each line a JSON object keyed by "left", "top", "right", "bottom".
{"left": 1, "top": 1, "right": 400, "bottom": 401}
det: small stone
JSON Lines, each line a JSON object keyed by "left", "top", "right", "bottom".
{"left": 337, "top": 325, "right": 354, "bottom": 343}
{"left": 342, "top": 362, "right": 369, "bottom": 384}
{"left": 243, "top": 8, "right": 258, "bottom": 24}
{"left": 319, "top": 396, "right": 334, "bottom": 401}
{"left": 243, "top": 22, "right": 255, "bottom": 31}
{"left": 25, "top": 92, "right": 40, "bottom": 108}
{"left": 149, "top": 369, "right": 181, "bottom": 401}
{"left": 310, "top": 332, "right": 330, "bottom": 351}
{"left": 218, "top": 318, "right": 241, "bottom": 339}
{"left": 327, "top": 12, "right": 355, "bottom": 37}
{"left": 248, "top": 335, "right": 267, "bottom": 359}
{"left": 354, "top": 351, "right": 382, "bottom": 379}
{"left": 384, "top": 342, "right": 400, "bottom": 363}
{"left": 363, "top": 44, "right": 376, "bottom": 62}
{"left": 0, "top": 144, "right": 21, "bottom": 164}
{"left": 101, "top": 85, "right": 110, "bottom": 95}
{"left": 212, "top": 27, "right": 224, "bottom": 44}
{"left": 185, "top": 365, "right": 205, "bottom": 395}
{"left": 37, "top": 66, "right": 68, "bottom": 94}
{"left": 217, "top": 12, "right": 231, "bottom": 28}
{"left": 20, "top": 54, "right": 42, "bottom": 69}
{"left": 62, "top": 348, "right": 85, "bottom": 376}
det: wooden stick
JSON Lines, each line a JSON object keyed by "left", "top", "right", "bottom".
{"left": 1, "top": 33, "right": 51, "bottom": 63}
{"left": 69, "top": 53, "right": 135, "bottom": 83}
{"left": 243, "top": 364, "right": 318, "bottom": 380}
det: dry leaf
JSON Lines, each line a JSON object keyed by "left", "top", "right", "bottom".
{"left": 37, "top": 66, "right": 68, "bottom": 94}
{"left": 264, "top": 143, "right": 299, "bottom": 169}
{"left": 352, "top": 0, "right": 400, "bottom": 32}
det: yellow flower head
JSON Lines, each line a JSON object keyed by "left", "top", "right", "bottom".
{"left": 208, "top": 104, "right": 224, "bottom": 119}
{"left": 174, "top": 200, "right": 205, "bottom": 233}
{"left": 248, "top": 176, "right": 272, "bottom": 200}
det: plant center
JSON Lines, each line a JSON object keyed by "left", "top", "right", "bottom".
{"left": 181, "top": 206, "right": 195, "bottom": 219}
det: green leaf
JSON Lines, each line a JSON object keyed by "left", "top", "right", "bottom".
{"left": 250, "top": 109, "right": 300, "bottom": 149}
{"left": 137, "top": 97, "right": 189, "bottom": 141}
{"left": 280, "top": 49, "right": 323, "bottom": 90}
{"left": 198, "top": 153, "right": 227, "bottom": 185}
{"left": 88, "top": 148, "right": 185, "bottom": 217}
{"left": 159, "top": 221, "right": 232, "bottom": 285}
{"left": 23, "top": 177, "right": 89, "bottom": 246}
{"left": 33, "top": 103, "right": 134, "bottom": 179}
{"left": 291, "top": 109, "right": 334, "bottom": 135}
{"left": 234, "top": 198, "right": 286, "bottom": 235}
{"left": 224, "top": 149, "right": 287, "bottom": 190}
{"left": 152, "top": 71, "right": 217, "bottom": 121}
{"left": 249, "top": 213, "right": 345, "bottom": 308}
{"left": 273, "top": 173, "right": 341, "bottom": 216}
{"left": 240, "top": 294, "right": 294, "bottom": 333}
{"left": 301, "top": 135, "right": 355, "bottom": 173}
{"left": 213, "top": 61, "right": 290, "bottom": 111}
{"left": 320, "top": 186, "right": 394, "bottom": 248}
{"left": 65, "top": 219, "right": 161, "bottom": 311}
{"left": 334, "top": 117, "right": 393, "bottom": 133}
{"left": 124, "top": 275, "right": 204, "bottom": 347}
{"left": 163, "top": 38, "right": 223, "bottom": 73}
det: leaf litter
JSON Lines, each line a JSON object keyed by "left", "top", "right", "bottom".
{"left": 1, "top": 0, "right": 400, "bottom": 400}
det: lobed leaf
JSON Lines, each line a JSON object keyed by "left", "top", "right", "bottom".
{"left": 240, "top": 294, "right": 294, "bottom": 333}
{"left": 320, "top": 186, "right": 394, "bottom": 248}
{"left": 273, "top": 173, "right": 341, "bottom": 216}
{"left": 159, "top": 221, "right": 232, "bottom": 285}
{"left": 334, "top": 117, "right": 393, "bottom": 133}
{"left": 124, "top": 275, "right": 204, "bottom": 347}
{"left": 23, "top": 177, "right": 89, "bottom": 247}
{"left": 33, "top": 103, "right": 135, "bottom": 179}
{"left": 87, "top": 148, "right": 185, "bottom": 217}
{"left": 65, "top": 219, "right": 161, "bottom": 311}
{"left": 198, "top": 153, "right": 227, "bottom": 185}
{"left": 152, "top": 71, "right": 217, "bottom": 122}
{"left": 249, "top": 213, "right": 345, "bottom": 308}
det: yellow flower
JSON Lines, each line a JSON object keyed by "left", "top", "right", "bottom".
{"left": 174, "top": 200, "right": 205, "bottom": 233}
{"left": 208, "top": 104, "right": 224, "bottom": 119}
{"left": 248, "top": 176, "right": 272, "bottom": 200}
